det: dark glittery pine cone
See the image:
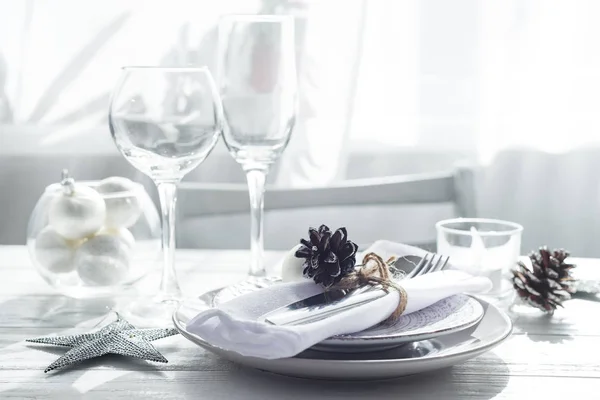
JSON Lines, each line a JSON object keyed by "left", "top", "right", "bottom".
{"left": 512, "top": 247, "right": 576, "bottom": 313}
{"left": 295, "top": 225, "right": 358, "bottom": 288}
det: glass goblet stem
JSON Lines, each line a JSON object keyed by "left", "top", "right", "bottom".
{"left": 245, "top": 168, "right": 268, "bottom": 277}
{"left": 156, "top": 181, "right": 182, "bottom": 302}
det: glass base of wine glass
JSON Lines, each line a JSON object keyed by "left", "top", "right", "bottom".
{"left": 115, "top": 294, "right": 181, "bottom": 328}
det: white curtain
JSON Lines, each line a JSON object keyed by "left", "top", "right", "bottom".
{"left": 0, "top": 0, "right": 257, "bottom": 129}
{"left": 343, "top": 0, "right": 600, "bottom": 256}
{"left": 476, "top": 1, "right": 600, "bottom": 257}
{"left": 282, "top": 0, "right": 600, "bottom": 177}
{"left": 281, "top": 0, "right": 600, "bottom": 255}
{"left": 479, "top": 0, "right": 600, "bottom": 159}
{"left": 274, "top": 0, "right": 366, "bottom": 186}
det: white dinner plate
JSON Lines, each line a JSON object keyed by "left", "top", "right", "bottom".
{"left": 193, "top": 278, "right": 485, "bottom": 353}
{"left": 173, "top": 293, "right": 512, "bottom": 380}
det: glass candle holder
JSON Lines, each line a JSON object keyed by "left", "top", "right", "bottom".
{"left": 436, "top": 218, "right": 523, "bottom": 301}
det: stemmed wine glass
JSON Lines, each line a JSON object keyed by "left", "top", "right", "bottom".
{"left": 109, "top": 67, "right": 223, "bottom": 325}
{"left": 217, "top": 15, "right": 297, "bottom": 277}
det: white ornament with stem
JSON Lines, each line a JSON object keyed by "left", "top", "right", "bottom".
{"left": 48, "top": 170, "right": 106, "bottom": 240}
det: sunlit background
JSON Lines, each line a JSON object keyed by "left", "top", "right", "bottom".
{"left": 2, "top": 0, "right": 600, "bottom": 255}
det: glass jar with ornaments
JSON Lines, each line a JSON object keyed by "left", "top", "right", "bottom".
{"left": 27, "top": 171, "right": 161, "bottom": 298}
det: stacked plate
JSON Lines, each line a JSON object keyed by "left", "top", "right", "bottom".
{"left": 173, "top": 278, "right": 512, "bottom": 380}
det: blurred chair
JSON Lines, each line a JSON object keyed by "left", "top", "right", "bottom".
{"left": 177, "top": 165, "right": 477, "bottom": 250}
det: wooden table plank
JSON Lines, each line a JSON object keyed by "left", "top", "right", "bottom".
{"left": 1, "top": 368, "right": 600, "bottom": 400}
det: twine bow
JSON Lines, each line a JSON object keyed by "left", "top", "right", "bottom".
{"left": 331, "top": 252, "right": 408, "bottom": 321}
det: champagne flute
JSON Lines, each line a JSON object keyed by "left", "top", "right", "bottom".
{"left": 217, "top": 15, "right": 297, "bottom": 277}
{"left": 109, "top": 66, "right": 223, "bottom": 325}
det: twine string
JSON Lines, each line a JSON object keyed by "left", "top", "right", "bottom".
{"left": 332, "top": 252, "right": 408, "bottom": 321}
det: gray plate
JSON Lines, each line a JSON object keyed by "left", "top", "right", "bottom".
{"left": 201, "top": 277, "right": 485, "bottom": 353}
{"left": 173, "top": 294, "right": 512, "bottom": 380}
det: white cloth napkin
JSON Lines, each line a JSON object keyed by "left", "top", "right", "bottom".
{"left": 186, "top": 241, "right": 492, "bottom": 360}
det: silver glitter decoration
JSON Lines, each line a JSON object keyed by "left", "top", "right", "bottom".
{"left": 26, "top": 316, "right": 178, "bottom": 372}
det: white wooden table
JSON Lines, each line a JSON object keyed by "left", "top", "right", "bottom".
{"left": 1, "top": 245, "right": 599, "bottom": 399}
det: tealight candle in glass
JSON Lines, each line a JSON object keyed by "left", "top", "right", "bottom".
{"left": 436, "top": 218, "right": 523, "bottom": 302}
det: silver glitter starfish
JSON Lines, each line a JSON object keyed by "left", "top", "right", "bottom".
{"left": 26, "top": 316, "right": 178, "bottom": 373}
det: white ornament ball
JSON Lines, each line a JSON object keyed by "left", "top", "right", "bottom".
{"left": 97, "top": 227, "right": 136, "bottom": 250}
{"left": 95, "top": 177, "right": 142, "bottom": 229}
{"left": 34, "top": 226, "right": 77, "bottom": 273}
{"left": 281, "top": 244, "right": 306, "bottom": 282}
{"left": 74, "top": 232, "right": 131, "bottom": 286}
{"left": 48, "top": 184, "right": 106, "bottom": 240}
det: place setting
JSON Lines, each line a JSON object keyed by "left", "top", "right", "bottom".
{"left": 173, "top": 226, "right": 513, "bottom": 380}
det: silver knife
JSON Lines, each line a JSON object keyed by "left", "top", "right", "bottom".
{"left": 260, "top": 285, "right": 387, "bottom": 326}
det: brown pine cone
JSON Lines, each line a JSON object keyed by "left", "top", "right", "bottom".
{"left": 512, "top": 247, "right": 576, "bottom": 313}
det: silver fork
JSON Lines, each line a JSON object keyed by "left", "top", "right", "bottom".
{"left": 391, "top": 252, "right": 450, "bottom": 280}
